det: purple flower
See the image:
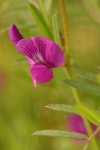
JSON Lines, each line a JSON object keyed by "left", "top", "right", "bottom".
{"left": 68, "top": 114, "right": 97, "bottom": 135}
{"left": 9, "top": 24, "right": 64, "bottom": 87}
{"left": 67, "top": 114, "right": 98, "bottom": 143}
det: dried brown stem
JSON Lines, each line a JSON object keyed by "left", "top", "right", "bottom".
{"left": 83, "top": 126, "right": 100, "bottom": 150}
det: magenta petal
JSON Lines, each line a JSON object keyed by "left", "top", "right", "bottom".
{"left": 26, "top": 56, "right": 34, "bottom": 65}
{"left": 16, "top": 39, "right": 36, "bottom": 59}
{"left": 9, "top": 24, "right": 23, "bottom": 45}
{"left": 32, "top": 79, "right": 37, "bottom": 87}
{"left": 68, "top": 114, "right": 88, "bottom": 135}
{"left": 30, "top": 63, "right": 53, "bottom": 83}
{"left": 32, "top": 37, "right": 64, "bottom": 67}
{"left": 47, "top": 44, "right": 64, "bottom": 67}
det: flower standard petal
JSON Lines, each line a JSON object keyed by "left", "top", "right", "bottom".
{"left": 32, "top": 37, "right": 64, "bottom": 67}
{"left": 46, "top": 43, "right": 64, "bottom": 67}
{"left": 9, "top": 24, "right": 23, "bottom": 45}
{"left": 30, "top": 63, "right": 53, "bottom": 83}
{"left": 16, "top": 39, "right": 37, "bottom": 60}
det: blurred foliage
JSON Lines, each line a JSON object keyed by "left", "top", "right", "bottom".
{"left": 0, "top": 0, "right": 100, "bottom": 150}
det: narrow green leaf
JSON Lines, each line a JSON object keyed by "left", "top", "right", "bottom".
{"left": 64, "top": 79, "right": 100, "bottom": 96}
{"left": 52, "top": 14, "right": 61, "bottom": 45}
{"left": 38, "top": 0, "right": 49, "bottom": 24}
{"left": 45, "top": 104, "right": 76, "bottom": 113}
{"left": 29, "top": 3, "right": 53, "bottom": 39}
{"left": 46, "top": 104, "right": 100, "bottom": 125}
{"left": 33, "top": 130, "right": 87, "bottom": 140}
{"left": 44, "top": 0, "right": 52, "bottom": 15}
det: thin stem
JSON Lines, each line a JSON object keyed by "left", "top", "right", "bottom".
{"left": 64, "top": 66, "right": 99, "bottom": 150}
{"left": 88, "top": 126, "right": 100, "bottom": 141}
{"left": 60, "top": 0, "right": 99, "bottom": 149}
{"left": 83, "top": 126, "right": 100, "bottom": 150}
{"left": 63, "top": 68, "right": 81, "bottom": 104}
{"left": 59, "top": 0, "right": 70, "bottom": 67}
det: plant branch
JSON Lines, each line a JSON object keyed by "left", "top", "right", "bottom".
{"left": 60, "top": 0, "right": 99, "bottom": 149}
{"left": 59, "top": 0, "right": 70, "bottom": 67}
{"left": 83, "top": 126, "right": 100, "bottom": 150}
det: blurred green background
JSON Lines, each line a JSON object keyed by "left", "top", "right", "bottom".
{"left": 0, "top": 0, "right": 100, "bottom": 149}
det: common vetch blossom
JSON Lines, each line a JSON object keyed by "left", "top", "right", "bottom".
{"left": 9, "top": 24, "right": 64, "bottom": 87}
{"left": 67, "top": 114, "right": 98, "bottom": 144}
{"left": 68, "top": 114, "right": 97, "bottom": 136}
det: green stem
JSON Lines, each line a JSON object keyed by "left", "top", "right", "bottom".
{"left": 63, "top": 68, "right": 81, "bottom": 104}
{"left": 59, "top": 0, "right": 99, "bottom": 149}
{"left": 63, "top": 67, "right": 99, "bottom": 150}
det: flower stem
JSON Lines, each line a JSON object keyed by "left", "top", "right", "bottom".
{"left": 63, "top": 68, "right": 81, "bottom": 104}
{"left": 63, "top": 67, "right": 99, "bottom": 150}
{"left": 60, "top": 0, "right": 99, "bottom": 149}
{"left": 83, "top": 126, "right": 100, "bottom": 150}
{"left": 59, "top": 0, "right": 70, "bottom": 67}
